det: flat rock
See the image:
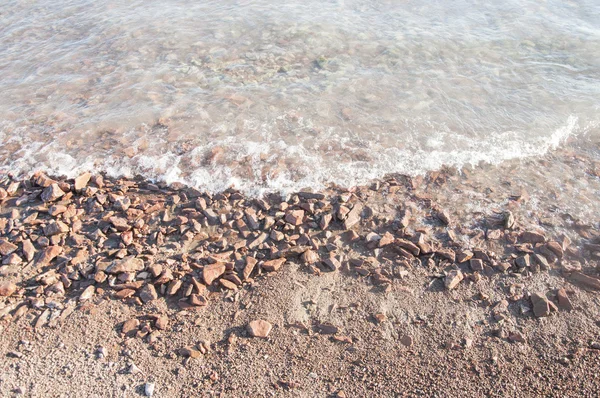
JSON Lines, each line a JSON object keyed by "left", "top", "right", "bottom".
{"left": 531, "top": 292, "right": 551, "bottom": 317}
{"left": 41, "top": 183, "right": 64, "bottom": 202}
{"left": 444, "top": 270, "right": 463, "bottom": 290}
{"left": 107, "top": 257, "right": 145, "bottom": 274}
{"left": 247, "top": 319, "right": 273, "bottom": 338}
{"left": 36, "top": 246, "right": 63, "bottom": 267}
{"left": 0, "top": 239, "right": 18, "bottom": 256}
{"left": 74, "top": 172, "right": 92, "bottom": 191}
{"left": 557, "top": 288, "right": 573, "bottom": 311}
{"left": 262, "top": 258, "right": 285, "bottom": 272}
{"left": 122, "top": 318, "right": 140, "bottom": 335}
{"left": 0, "top": 281, "right": 17, "bottom": 297}
{"left": 203, "top": 263, "right": 226, "bottom": 285}
{"left": 343, "top": 203, "right": 363, "bottom": 229}
{"left": 285, "top": 209, "right": 304, "bottom": 226}
{"left": 138, "top": 284, "right": 158, "bottom": 303}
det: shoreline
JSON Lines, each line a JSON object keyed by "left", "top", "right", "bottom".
{"left": 1, "top": 155, "right": 600, "bottom": 395}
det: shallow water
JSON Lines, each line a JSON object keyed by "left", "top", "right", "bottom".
{"left": 1, "top": 0, "right": 599, "bottom": 195}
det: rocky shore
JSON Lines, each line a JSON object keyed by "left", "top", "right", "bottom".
{"left": 1, "top": 162, "right": 600, "bottom": 397}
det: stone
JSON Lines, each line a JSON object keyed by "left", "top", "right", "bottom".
{"left": 155, "top": 315, "right": 169, "bottom": 330}
{"left": 107, "top": 257, "right": 144, "bottom": 274}
{"left": 400, "top": 334, "right": 413, "bottom": 347}
{"left": 203, "top": 263, "right": 226, "bottom": 285}
{"left": 322, "top": 257, "right": 341, "bottom": 271}
{"left": 0, "top": 239, "right": 18, "bottom": 256}
{"left": 379, "top": 232, "right": 395, "bottom": 247}
{"left": 444, "top": 270, "right": 463, "bottom": 290}
{"left": 436, "top": 209, "right": 450, "bottom": 225}
{"left": 41, "top": 183, "right": 64, "bottom": 202}
{"left": 285, "top": 209, "right": 304, "bottom": 226}
{"left": 570, "top": 272, "right": 600, "bottom": 291}
{"left": 520, "top": 231, "right": 545, "bottom": 244}
{"left": 301, "top": 250, "right": 319, "bottom": 265}
{"left": 243, "top": 256, "right": 257, "bottom": 280}
{"left": 262, "top": 258, "right": 285, "bottom": 272}
{"left": 79, "top": 285, "right": 95, "bottom": 301}
{"left": 36, "top": 246, "right": 63, "bottom": 267}
{"left": 343, "top": 203, "right": 363, "bottom": 229}
{"left": 74, "top": 172, "right": 92, "bottom": 191}
{"left": 0, "top": 281, "right": 17, "bottom": 297}
{"left": 109, "top": 217, "right": 130, "bottom": 232}
{"left": 247, "top": 320, "right": 273, "bottom": 338}
{"left": 531, "top": 292, "right": 551, "bottom": 317}
{"left": 219, "top": 279, "right": 238, "bottom": 290}
{"left": 470, "top": 258, "right": 484, "bottom": 272}
{"left": 557, "top": 288, "right": 573, "bottom": 311}
{"left": 138, "top": 284, "right": 158, "bottom": 303}
{"left": 179, "top": 347, "right": 202, "bottom": 358}
{"left": 43, "top": 220, "right": 69, "bottom": 236}
{"left": 144, "top": 382, "right": 155, "bottom": 397}
{"left": 437, "top": 249, "right": 456, "bottom": 263}
{"left": 456, "top": 250, "right": 473, "bottom": 263}
{"left": 317, "top": 323, "right": 339, "bottom": 335}
{"left": 320, "top": 214, "right": 332, "bottom": 230}
{"left": 122, "top": 318, "right": 140, "bottom": 335}
{"left": 395, "top": 239, "right": 420, "bottom": 256}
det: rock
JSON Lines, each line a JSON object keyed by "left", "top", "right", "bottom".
{"left": 80, "top": 285, "right": 95, "bottom": 301}
{"left": 247, "top": 320, "right": 273, "bottom": 338}
{"left": 316, "top": 323, "right": 339, "bottom": 335}
{"left": 242, "top": 256, "right": 257, "bottom": 280}
{"left": 107, "top": 257, "right": 144, "bottom": 274}
{"left": 248, "top": 232, "right": 268, "bottom": 249}
{"left": 437, "top": 249, "right": 456, "bottom": 263}
{"left": 322, "top": 257, "right": 341, "bottom": 271}
{"left": 520, "top": 231, "right": 545, "bottom": 244}
{"left": 470, "top": 258, "right": 484, "bottom": 272}
{"left": 285, "top": 209, "right": 304, "bottom": 226}
{"left": 444, "top": 270, "right": 463, "bottom": 290}
{"left": 203, "top": 263, "right": 226, "bottom": 285}
{"left": 138, "top": 284, "right": 158, "bottom": 303}
{"left": 74, "top": 172, "right": 92, "bottom": 191}
{"left": 531, "top": 292, "right": 551, "bottom": 317}
{"left": 219, "top": 279, "right": 238, "bottom": 290}
{"left": 43, "top": 221, "right": 69, "bottom": 236}
{"left": 400, "top": 334, "right": 413, "bottom": 347}
{"left": 122, "top": 318, "right": 140, "bottom": 335}
{"left": 508, "top": 332, "right": 526, "bottom": 343}
{"left": 0, "top": 239, "right": 18, "bottom": 256}
{"left": 179, "top": 347, "right": 202, "bottom": 358}
{"left": 262, "top": 258, "right": 285, "bottom": 272}
{"left": 320, "top": 214, "right": 332, "bottom": 230}
{"left": 144, "top": 382, "right": 155, "bottom": 397}
{"left": 155, "top": 315, "right": 169, "bottom": 330}
{"left": 456, "top": 250, "right": 473, "bottom": 263}
{"left": 395, "top": 239, "right": 420, "bottom": 256}
{"left": 301, "top": 250, "right": 319, "bottom": 265}
{"left": 109, "top": 217, "right": 130, "bottom": 232}
{"left": 436, "top": 209, "right": 450, "bottom": 225}
{"left": 343, "top": 203, "right": 363, "bottom": 229}
{"left": 0, "top": 281, "right": 17, "bottom": 297}
{"left": 379, "top": 232, "right": 394, "bottom": 247}
{"left": 557, "top": 288, "right": 573, "bottom": 311}
{"left": 36, "top": 246, "right": 63, "bottom": 267}
{"left": 41, "top": 183, "right": 64, "bottom": 202}
{"left": 570, "top": 272, "right": 600, "bottom": 291}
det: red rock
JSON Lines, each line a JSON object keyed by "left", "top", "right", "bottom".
{"left": 138, "top": 283, "right": 158, "bottom": 303}
{"left": 322, "top": 257, "right": 341, "bottom": 271}
{"left": 0, "top": 281, "right": 17, "bottom": 297}
{"left": 114, "top": 289, "right": 136, "bottom": 299}
{"left": 444, "top": 270, "right": 463, "bottom": 290}
{"left": 41, "top": 183, "right": 64, "bottom": 202}
{"left": 74, "top": 172, "right": 92, "bottom": 192}
{"left": 531, "top": 292, "right": 551, "bottom": 317}
{"left": 242, "top": 256, "right": 257, "bottom": 280}
{"left": 437, "top": 249, "right": 456, "bottom": 263}
{"left": 247, "top": 320, "right": 273, "bottom": 338}
{"left": 122, "top": 318, "right": 140, "bottom": 335}
{"left": 378, "top": 232, "right": 395, "bottom": 247}
{"left": 203, "top": 263, "right": 226, "bottom": 285}
{"left": 189, "top": 294, "right": 208, "bottom": 306}
{"left": 285, "top": 209, "right": 304, "bottom": 226}
{"left": 262, "top": 258, "right": 285, "bottom": 272}
{"left": 36, "top": 246, "right": 63, "bottom": 267}
{"left": 557, "top": 288, "right": 573, "bottom": 311}
{"left": 301, "top": 250, "right": 319, "bottom": 265}
{"left": 343, "top": 203, "right": 363, "bottom": 229}
{"left": 110, "top": 217, "right": 130, "bottom": 232}
{"left": 155, "top": 315, "right": 169, "bottom": 330}
{"left": 219, "top": 279, "right": 238, "bottom": 290}
{"left": 166, "top": 279, "right": 182, "bottom": 295}
{"left": 43, "top": 220, "right": 69, "bottom": 236}
{"left": 570, "top": 272, "right": 600, "bottom": 291}
{"left": 520, "top": 231, "right": 545, "bottom": 244}
{"left": 0, "top": 239, "right": 18, "bottom": 256}
{"left": 395, "top": 239, "right": 420, "bottom": 256}
{"left": 317, "top": 323, "right": 339, "bottom": 334}
{"left": 107, "top": 257, "right": 144, "bottom": 274}
{"left": 320, "top": 213, "right": 332, "bottom": 230}
{"left": 79, "top": 285, "right": 95, "bottom": 300}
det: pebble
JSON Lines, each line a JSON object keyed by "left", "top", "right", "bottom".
{"left": 247, "top": 320, "right": 273, "bottom": 338}
{"left": 144, "top": 382, "right": 155, "bottom": 397}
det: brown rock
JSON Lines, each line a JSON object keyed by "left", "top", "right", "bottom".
{"left": 531, "top": 292, "right": 551, "bottom": 317}
{"left": 122, "top": 318, "right": 140, "bottom": 335}
{"left": 400, "top": 334, "right": 413, "bottom": 347}
{"left": 36, "top": 246, "right": 63, "bottom": 267}
{"left": 470, "top": 258, "right": 484, "bottom": 272}
{"left": 242, "top": 256, "right": 257, "bottom": 280}
{"left": 395, "top": 239, "right": 420, "bottom": 256}
{"left": 43, "top": 220, "right": 69, "bottom": 236}
{"left": 138, "top": 284, "right": 158, "bottom": 303}
{"left": 247, "top": 320, "right": 273, "bottom": 338}
{"left": 166, "top": 280, "right": 182, "bottom": 295}
{"left": 107, "top": 257, "right": 144, "bottom": 274}
{"left": 379, "top": 232, "right": 395, "bottom": 247}
{"left": 0, "top": 281, "right": 17, "bottom": 297}
{"left": 570, "top": 272, "right": 600, "bottom": 291}
{"left": 155, "top": 315, "right": 169, "bottom": 330}
{"left": 110, "top": 217, "right": 130, "bottom": 232}
{"left": 179, "top": 347, "right": 202, "bottom": 358}
{"left": 219, "top": 278, "right": 238, "bottom": 290}
{"left": 74, "top": 172, "right": 92, "bottom": 192}
{"left": 189, "top": 294, "right": 208, "bottom": 306}
{"left": 79, "top": 285, "right": 95, "bottom": 301}
{"left": 436, "top": 209, "right": 450, "bottom": 225}
{"left": 520, "top": 231, "right": 545, "bottom": 244}
{"left": 319, "top": 214, "right": 332, "bottom": 230}
{"left": 317, "top": 323, "right": 339, "bottom": 335}
{"left": 22, "top": 239, "right": 36, "bottom": 262}
{"left": 301, "top": 249, "right": 319, "bottom": 265}
{"left": 41, "top": 183, "right": 64, "bottom": 202}
{"left": 0, "top": 239, "right": 18, "bottom": 256}
{"left": 322, "top": 257, "right": 341, "bottom": 271}
{"left": 444, "top": 270, "right": 463, "bottom": 290}
{"left": 114, "top": 289, "right": 136, "bottom": 299}
{"left": 262, "top": 258, "right": 285, "bottom": 272}
{"left": 203, "top": 263, "right": 226, "bottom": 285}
{"left": 285, "top": 209, "right": 304, "bottom": 226}
{"left": 557, "top": 288, "right": 573, "bottom": 311}
{"left": 437, "top": 249, "right": 456, "bottom": 263}
{"left": 343, "top": 203, "right": 363, "bottom": 229}
{"left": 456, "top": 250, "right": 473, "bottom": 263}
